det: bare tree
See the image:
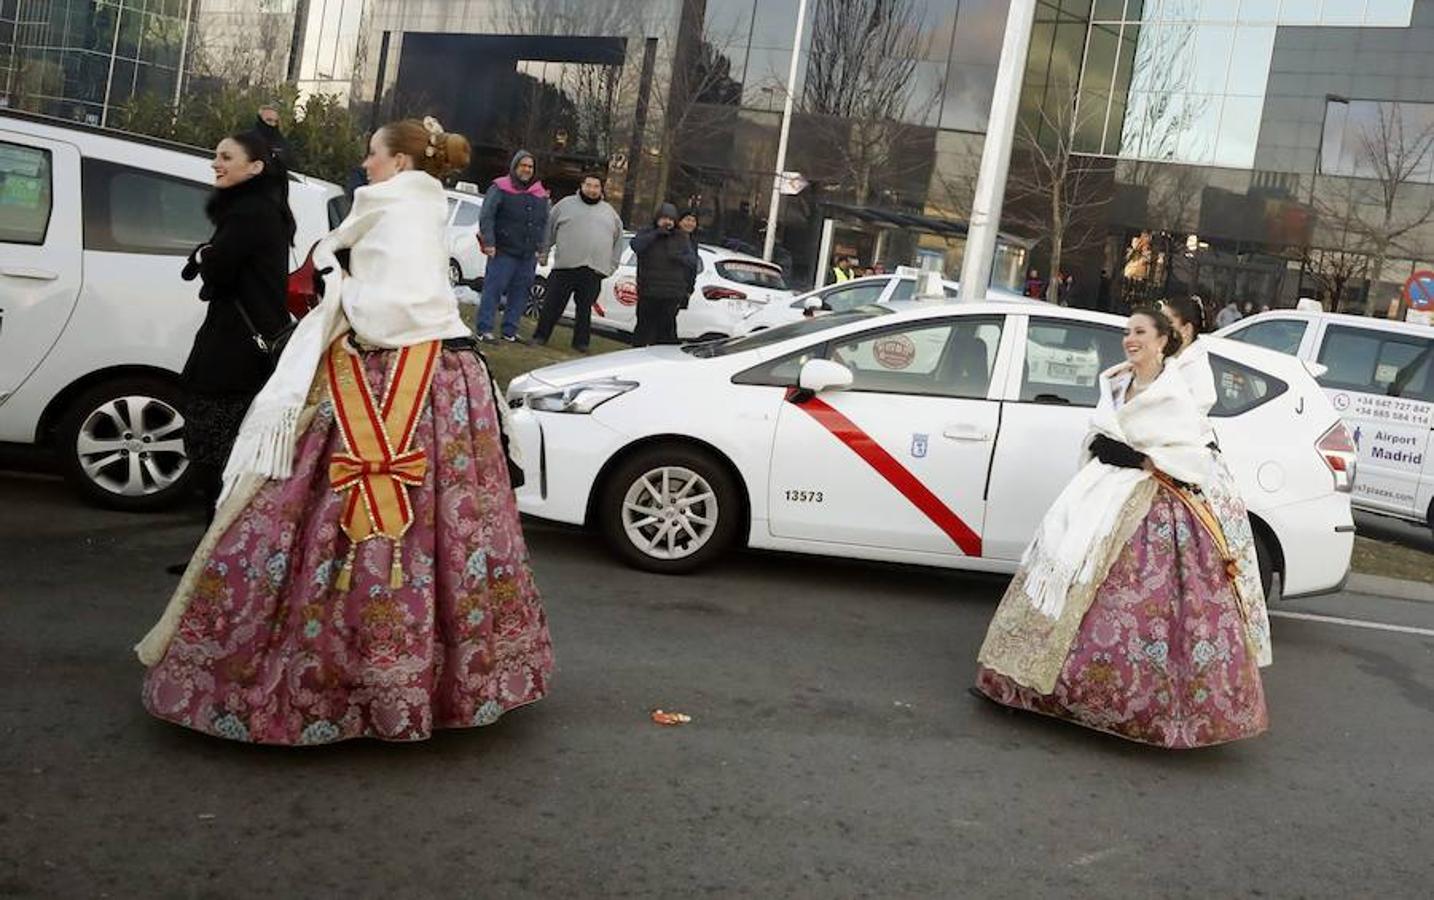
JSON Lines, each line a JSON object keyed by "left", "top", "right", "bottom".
{"left": 188, "top": 3, "right": 293, "bottom": 87}
{"left": 1304, "top": 175, "right": 1372, "bottom": 313}
{"left": 1004, "top": 71, "right": 1113, "bottom": 304}
{"left": 797, "top": 0, "right": 942, "bottom": 206}
{"left": 644, "top": 9, "right": 747, "bottom": 203}
{"left": 1344, "top": 101, "right": 1434, "bottom": 316}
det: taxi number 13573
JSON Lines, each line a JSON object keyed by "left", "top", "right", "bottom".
{"left": 783, "top": 489, "right": 825, "bottom": 503}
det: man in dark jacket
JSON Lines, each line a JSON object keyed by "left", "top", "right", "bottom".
{"left": 253, "top": 104, "right": 293, "bottom": 167}
{"left": 477, "top": 150, "right": 551, "bottom": 343}
{"left": 631, "top": 203, "right": 697, "bottom": 346}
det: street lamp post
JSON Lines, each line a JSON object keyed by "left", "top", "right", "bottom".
{"left": 762, "top": 0, "right": 810, "bottom": 263}
{"left": 1306, "top": 94, "right": 1350, "bottom": 307}
{"left": 172, "top": 0, "right": 196, "bottom": 113}
{"left": 956, "top": 0, "right": 1037, "bottom": 301}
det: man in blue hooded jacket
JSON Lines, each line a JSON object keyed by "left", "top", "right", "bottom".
{"left": 476, "top": 150, "right": 551, "bottom": 342}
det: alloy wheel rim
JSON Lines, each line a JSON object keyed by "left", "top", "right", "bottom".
{"left": 622, "top": 466, "right": 717, "bottom": 560}
{"left": 76, "top": 395, "right": 188, "bottom": 497}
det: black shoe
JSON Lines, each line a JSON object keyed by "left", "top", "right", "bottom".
{"left": 502, "top": 334, "right": 527, "bottom": 345}
{"left": 165, "top": 562, "right": 188, "bottom": 576}
{"left": 572, "top": 345, "right": 590, "bottom": 354}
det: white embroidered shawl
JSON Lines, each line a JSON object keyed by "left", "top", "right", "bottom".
{"left": 220, "top": 170, "right": 470, "bottom": 493}
{"left": 1021, "top": 360, "right": 1214, "bottom": 618}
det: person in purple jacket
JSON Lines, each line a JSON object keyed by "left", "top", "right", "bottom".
{"left": 476, "top": 150, "right": 551, "bottom": 343}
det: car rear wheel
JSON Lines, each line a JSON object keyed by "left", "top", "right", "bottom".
{"left": 599, "top": 444, "right": 741, "bottom": 574}
{"left": 525, "top": 276, "right": 547, "bottom": 319}
{"left": 448, "top": 258, "right": 464, "bottom": 287}
{"left": 56, "top": 376, "right": 192, "bottom": 511}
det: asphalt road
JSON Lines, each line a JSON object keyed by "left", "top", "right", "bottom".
{"left": 3, "top": 472, "right": 1433, "bottom": 899}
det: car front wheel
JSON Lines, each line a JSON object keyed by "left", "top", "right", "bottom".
{"left": 55, "top": 376, "right": 192, "bottom": 511}
{"left": 599, "top": 444, "right": 741, "bottom": 574}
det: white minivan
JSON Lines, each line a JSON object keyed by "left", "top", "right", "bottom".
{"left": 0, "top": 109, "right": 346, "bottom": 510}
{"left": 1220, "top": 309, "right": 1434, "bottom": 536}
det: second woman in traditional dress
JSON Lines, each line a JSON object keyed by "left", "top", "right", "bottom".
{"left": 1161, "top": 295, "right": 1272, "bottom": 667}
{"left": 974, "top": 307, "right": 1268, "bottom": 748}
{"left": 137, "top": 118, "right": 554, "bottom": 745}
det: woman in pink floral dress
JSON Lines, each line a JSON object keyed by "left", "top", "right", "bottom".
{"left": 137, "top": 118, "right": 554, "bottom": 745}
{"left": 975, "top": 307, "right": 1267, "bottom": 749}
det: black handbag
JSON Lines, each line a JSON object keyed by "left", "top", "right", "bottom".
{"left": 234, "top": 299, "right": 296, "bottom": 362}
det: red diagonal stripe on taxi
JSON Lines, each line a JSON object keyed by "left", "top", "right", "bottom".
{"left": 793, "top": 395, "right": 983, "bottom": 557}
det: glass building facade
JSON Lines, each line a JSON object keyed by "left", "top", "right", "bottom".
{"left": 261, "top": 0, "right": 1434, "bottom": 305}
{"left": 0, "top": 0, "right": 195, "bottom": 125}
{"left": 10, "top": 0, "right": 1434, "bottom": 307}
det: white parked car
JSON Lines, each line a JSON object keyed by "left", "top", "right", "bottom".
{"left": 0, "top": 109, "right": 345, "bottom": 510}
{"left": 1220, "top": 308, "right": 1434, "bottom": 536}
{"left": 735, "top": 273, "right": 1033, "bottom": 335}
{"left": 506, "top": 303, "right": 1357, "bottom": 599}
{"left": 546, "top": 236, "right": 794, "bottom": 340}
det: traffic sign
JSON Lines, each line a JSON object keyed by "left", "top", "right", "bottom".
{"left": 1402, "top": 270, "right": 1434, "bottom": 310}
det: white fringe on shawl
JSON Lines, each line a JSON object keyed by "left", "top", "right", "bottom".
{"left": 1020, "top": 361, "right": 1215, "bottom": 619}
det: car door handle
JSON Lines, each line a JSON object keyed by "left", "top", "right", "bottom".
{"left": 943, "top": 423, "right": 993, "bottom": 442}
{"left": 2, "top": 267, "right": 59, "bottom": 281}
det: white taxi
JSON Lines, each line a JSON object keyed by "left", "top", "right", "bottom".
{"left": 581, "top": 238, "right": 794, "bottom": 340}
{"left": 506, "top": 304, "right": 1357, "bottom": 598}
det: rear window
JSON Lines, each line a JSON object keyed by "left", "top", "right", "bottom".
{"left": 1317, "top": 325, "right": 1433, "bottom": 400}
{"left": 1225, "top": 319, "right": 1308, "bottom": 356}
{"left": 81, "top": 158, "right": 210, "bottom": 255}
{"left": 328, "top": 194, "right": 352, "bottom": 229}
{"left": 716, "top": 260, "right": 787, "bottom": 289}
{"left": 0, "top": 142, "right": 53, "bottom": 244}
{"left": 1209, "top": 354, "right": 1288, "bottom": 417}
{"left": 453, "top": 200, "right": 482, "bottom": 227}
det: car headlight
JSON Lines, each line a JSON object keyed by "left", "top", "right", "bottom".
{"left": 527, "top": 378, "right": 637, "bottom": 414}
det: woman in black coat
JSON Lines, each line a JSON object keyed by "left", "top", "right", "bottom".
{"left": 179, "top": 130, "right": 295, "bottom": 525}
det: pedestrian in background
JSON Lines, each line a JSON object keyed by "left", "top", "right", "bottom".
{"left": 677, "top": 207, "right": 701, "bottom": 312}
{"left": 1024, "top": 268, "right": 1045, "bottom": 299}
{"left": 832, "top": 255, "right": 854, "bottom": 283}
{"left": 533, "top": 173, "right": 624, "bottom": 352}
{"left": 253, "top": 103, "right": 293, "bottom": 167}
{"left": 477, "top": 149, "right": 550, "bottom": 343}
{"left": 176, "top": 131, "right": 294, "bottom": 537}
{"left": 1097, "top": 268, "right": 1113, "bottom": 312}
{"left": 631, "top": 203, "right": 696, "bottom": 347}
{"left": 1216, "top": 299, "right": 1242, "bottom": 328}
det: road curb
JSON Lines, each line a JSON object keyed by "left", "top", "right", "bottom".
{"left": 1346, "top": 572, "right": 1434, "bottom": 604}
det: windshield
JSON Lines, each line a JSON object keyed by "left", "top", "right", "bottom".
{"left": 716, "top": 260, "right": 788, "bottom": 290}
{"left": 683, "top": 309, "right": 890, "bottom": 358}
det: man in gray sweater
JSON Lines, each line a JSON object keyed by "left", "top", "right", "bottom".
{"left": 532, "top": 173, "right": 626, "bottom": 351}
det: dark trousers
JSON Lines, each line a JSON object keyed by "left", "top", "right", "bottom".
{"left": 633, "top": 294, "right": 682, "bottom": 347}
{"left": 534, "top": 266, "right": 603, "bottom": 349}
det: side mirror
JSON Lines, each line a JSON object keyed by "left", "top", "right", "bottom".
{"left": 798, "top": 358, "right": 853, "bottom": 394}
{"left": 803, "top": 295, "right": 824, "bottom": 310}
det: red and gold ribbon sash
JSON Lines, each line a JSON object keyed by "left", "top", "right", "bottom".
{"left": 1152, "top": 471, "right": 1252, "bottom": 631}
{"left": 325, "top": 339, "right": 440, "bottom": 590}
